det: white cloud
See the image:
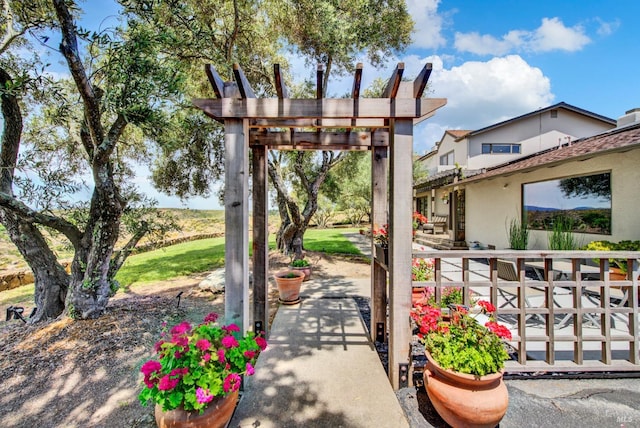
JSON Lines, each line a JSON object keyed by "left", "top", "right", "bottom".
{"left": 531, "top": 17, "right": 590, "bottom": 52}
{"left": 405, "top": 0, "right": 447, "bottom": 49}
{"left": 411, "top": 55, "right": 554, "bottom": 153}
{"left": 595, "top": 18, "right": 620, "bottom": 37}
{"left": 455, "top": 17, "right": 590, "bottom": 56}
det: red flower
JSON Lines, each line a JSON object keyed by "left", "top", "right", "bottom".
{"left": 244, "top": 350, "right": 256, "bottom": 359}
{"left": 223, "top": 323, "right": 241, "bottom": 333}
{"left": 478, "top": 300, "right": 496, "bottom": 314}
{"left": 140, "top": 360, "right": 162, "bottom": 377}
{"left": 158, "top": 375, "right": 180, "bottom": 391}
{"left": 204, "top": 312, "right": 219, "bottom": 323}
{"left": 485, "top": 321, "right": 512, "bottom": 340}
{"left": 223, "top": 373, "right": 241, "bottom": 392}
{"left": 255, "top": 336, "right": 267, "bottom": 351}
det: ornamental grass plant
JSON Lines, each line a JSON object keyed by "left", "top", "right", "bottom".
{"left": 139, "top": 313, "right": 267, "bottom": 412}
{"left": 411, "top": 301, "right": 512, "bottom": 377}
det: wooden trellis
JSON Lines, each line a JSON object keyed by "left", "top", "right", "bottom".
{"left": 193, "top": 62, "right": 446, "bottom": 388}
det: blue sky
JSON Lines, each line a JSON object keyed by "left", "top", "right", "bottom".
{"left": 60, "top": 1, "right": 640, "bottom": 207}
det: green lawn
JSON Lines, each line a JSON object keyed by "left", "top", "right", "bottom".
{"left": 116, "top": 227, "right": 363, "bottom": 287}
{"left": 0, "top": 227, "right": 365, "bottom": 305}
{"left": 115, "top": 237, "right": 226, "bottom": 287}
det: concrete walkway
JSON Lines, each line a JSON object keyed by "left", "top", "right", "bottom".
{"left": 231, "top": 276, "right": 409, "bottom": 427}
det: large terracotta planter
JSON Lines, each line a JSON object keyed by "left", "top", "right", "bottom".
{"left": 424, "top": 351, "right": 508, "bottom": 428}
{"left": 274, "top": 270, "right": 305, "bottom": 304}
{"left": 155, "top": 389, "right": 238, "bottom": 428}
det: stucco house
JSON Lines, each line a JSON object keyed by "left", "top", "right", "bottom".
{"left": 443, "top": 108, "right": 640, "bottom": 250}
{"left": 414, "top": 102, "right": 617, "bottom": 246}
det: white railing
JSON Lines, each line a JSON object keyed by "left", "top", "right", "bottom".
{"left": 411, "top": 250, "right": 640, "bottom": 373}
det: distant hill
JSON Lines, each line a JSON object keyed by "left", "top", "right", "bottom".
{"left": 524, "top": 205, "right": 599, "bottom": 212}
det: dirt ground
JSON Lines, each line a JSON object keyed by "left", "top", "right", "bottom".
{"left": 0, "top": 252, "right": 369, "bottom": 428}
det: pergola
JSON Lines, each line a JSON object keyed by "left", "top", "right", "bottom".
{"left": 193, "top": 62, "right": 446, "bottom": 388}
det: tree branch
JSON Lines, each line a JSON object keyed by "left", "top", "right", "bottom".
{"left": 0, "top": 191, "right": 83, "bottom": 246}
{"left": 109, "top": 220, "right": 149, "bottom": 276}
{"left": 0, "top": 2, "right": 28, "bottom": 55}
{"left": 52, "top": 0, "right": 105, "bottom": 148}
{"left": 0, "top": 67, "right": 22, "bottom": 193}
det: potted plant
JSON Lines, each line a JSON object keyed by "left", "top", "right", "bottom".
{"left": 139, "top": 312, "right": 267, "bottom": 428}
{"left": 372, "top": 224, "right": 389, "bottom": 265}
{"left": 583, "top": 240, "right": 640, "bottom": 279}
{"left": 274, "top": 269, "right": 305, "bottom": 304}
{"left": 411, "top": 301, "right": 512, "bottom": 428}
{"left": 413, "top": 212, "right": 428, "bottom": 234}
{"left": 288, "top": 257, "right": 312, "bottom": 281}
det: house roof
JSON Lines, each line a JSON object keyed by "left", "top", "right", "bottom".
{"left": 448, "top": 129, "right": 472, "bottom": 139}
{"left": 456, "top": 122, "right": 640, "bottom": 185}
{"left": 466, "top": 102, "right": 616, "bottom": 138}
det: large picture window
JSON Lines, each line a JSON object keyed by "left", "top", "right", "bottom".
{"left": 523, "top": 172, "right": 611, "bottom": 234}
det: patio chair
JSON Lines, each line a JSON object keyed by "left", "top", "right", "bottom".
{"left": 583, "top": 285, "right": 629, "bottom": 329}
{"left": 496, "top": 259, "right": 546, "bottom": 323}
{"left": 422, "top": 215, "right": 447, "bottom": 234}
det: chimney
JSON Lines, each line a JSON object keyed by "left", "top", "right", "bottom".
{"left": 616, "top": 108, "right": 640, "bottom": 128}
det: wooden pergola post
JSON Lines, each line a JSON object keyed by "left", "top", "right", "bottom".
{"left": 224, "top": 118, "right": 250, "bottom": 332}
{"left": 252, "top": 145, "right": 269, "bottom": 336}
{"left": 371, "top": 145, "right": 388, "bottom": 343}
{"left": 388, "top": 118, "right": 414, "bottom": 389}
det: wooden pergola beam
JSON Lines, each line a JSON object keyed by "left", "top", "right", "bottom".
{"left": 233, "top": 63, "right": 256, "bottom": 98}
{"left": 249, "top": 118, "right": 389, "bottom": 129}
{"left": 274, "top": 64, "right": 289, "bottom": 99}
{"left": 316, "top": 64, "right": 324, "bottom": 99}
{"left": 413, "top": 63, "right": 433, "bottom": 98}
{"left": 352, "top": 63, "right": 363, "bottom": 99}
{"left": 382, "top": 63, "right": 404, "bottom": 99}
{"left": 249, "top": 130, "right": 388, "bottom": 148}
{"left": 192, "top": 97, "right": 447, "bottom": 120}
{"left": 205, "top": 64, "right": 224, "bottom": 99}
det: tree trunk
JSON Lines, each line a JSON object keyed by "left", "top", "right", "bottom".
{"left": 269, "top": 150, "right": 343, "bottom": 253}
{"left": 0, "top": 208, "right": 69, "bottom": 322}
{"left": 67, "top": 177, "right": 124, "bottom": 319}
{"left": 1, "top": 66, "right": 69, "bottom": 322}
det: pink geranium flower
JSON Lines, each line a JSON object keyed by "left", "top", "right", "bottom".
{"left": 196, "top": 387, "right": 214, "bottom": 404}
{"left": 245, "top": 362, "right": 255, "bottom": 376}
{"left": 255, "top": 336, "right": 267, "bottom": 351}
{"left": 139, "top": 313, "right": 267, "bottom": 413}
{"left": 223, "top": 373, "right": 241, "bottom": 392}
{"left": 221, "top": 336, "right": 239, "bottom": 348}
{"left": 196, "top": 339, "right": 211, "bottom": 351}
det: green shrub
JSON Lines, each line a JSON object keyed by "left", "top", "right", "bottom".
{"left": 582, "top": 240, "right": 640, "bottom": 272}
{"left": 548, "top": 216, "right": 580, "bottom": 250}
{"left": 290, "top": 258, "right": 310, "bottom": 267}
{"left": 507, "top": 218, "right": 529, "bottom": 250}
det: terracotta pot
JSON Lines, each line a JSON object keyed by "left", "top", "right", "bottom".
{"left": 609, "top": 267, "right": 627, "bottom": 281}
{"left": 274, "top": 270, "right": 305, "bottom": 303}
{"left": 288, "top": 265, "right": 312, "bottom": 281}
{"left": 154, "top": 389, "right": 238, "bottom": 428}
{"left": 412, "top": 287, "right": 428, "bottom": 305}
{"left": 424, "top": 351, "right": 508, "bottom": 428}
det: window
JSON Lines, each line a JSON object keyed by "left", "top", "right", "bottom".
{"left": 481, "top": 143, "right": 521, "bottom": 154}
{"left": 523, "top": 172, "right": 611, "bottom": 234}
{"left": 440, "top": 151, "right": 454, "bottom": 165}
{"left": 550, "top": 109, "right": 558, "bottom": 118}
